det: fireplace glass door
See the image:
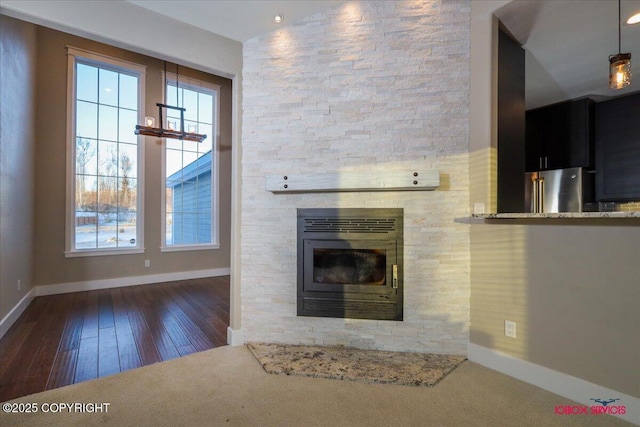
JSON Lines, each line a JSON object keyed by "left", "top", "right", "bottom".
{"left": 303, "top": 239, "right": 397, "bottom": 295}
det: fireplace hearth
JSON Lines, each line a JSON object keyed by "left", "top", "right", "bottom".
{"left": 297, "top": 208, "right": 403, "bottom": 320}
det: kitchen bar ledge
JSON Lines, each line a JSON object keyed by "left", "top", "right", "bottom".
{"left": 472, "top": 212, "right": 640, "bottom": 219}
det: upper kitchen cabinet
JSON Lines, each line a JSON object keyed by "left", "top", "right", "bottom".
{"left": 525, "top": 98, "right": 595, "bottom": 172}
{"left": 595, "top": 93, "right": 640, "bottom": 201}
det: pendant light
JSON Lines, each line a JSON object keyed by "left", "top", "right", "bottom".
{"left": 135, "top": 62, "right": 207, "bottom": 142}
{"left": 609, "top": 0, "right": 632, "bottom": 89}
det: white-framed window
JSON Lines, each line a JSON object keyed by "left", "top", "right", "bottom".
{"left": 65, "top": 47, "right": 146, "bottom": 257}
{"left": 161, "top": 73, "right": 220, "bottom": 251}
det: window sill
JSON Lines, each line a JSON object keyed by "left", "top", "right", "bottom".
{"left": 160, "top": 244, "right": 220, "bottom": 252}
{"left": 65, "top": 248, "right": 145, "bottom": 258}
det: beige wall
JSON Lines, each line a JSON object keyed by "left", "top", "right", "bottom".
{"left": 31, "top": 26, "right": 233, "bottom": 287}
{"left": 470, "top": 222, "right": 640, "bottom": 398}
{"left": 469, "top": 1, "right": 640, "bottom": 398}
{"left": 0, "top": 15, "right": 37, "bottom": 323}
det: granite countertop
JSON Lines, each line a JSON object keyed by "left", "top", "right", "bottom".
{"left": 473, "top": 212, "right": 640, "bottom": 219}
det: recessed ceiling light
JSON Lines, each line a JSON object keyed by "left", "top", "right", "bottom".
{"left": 274, "top": 13, "right": 284, "bottom": 24}
{"left": 627, "top": 12, "right": 640, "bottom": 24}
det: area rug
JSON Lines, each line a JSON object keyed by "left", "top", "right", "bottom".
{"left": 246, "top": 343, "right": 466, "bottom": 387}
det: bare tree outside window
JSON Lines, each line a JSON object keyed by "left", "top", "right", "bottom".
{"left": 120, "top": 152, "right": 132, "bottom": 209}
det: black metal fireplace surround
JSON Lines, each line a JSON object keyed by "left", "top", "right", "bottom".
{"left": 297, "top": 208, "right": 403, "bottom": 321}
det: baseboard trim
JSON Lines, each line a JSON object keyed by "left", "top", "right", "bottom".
{"left": 227, "top": 327, "right": 244, "bottom": 346}
{"left": 467, "top": 343, "right": 639, "bottom": 426}
{"left": 35, "top": 268, "right": 230, "bottom": 297}
{"left": 0, "top": 288, "right": 36, "bottom": 340}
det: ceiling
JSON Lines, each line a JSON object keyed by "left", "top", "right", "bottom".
{"left": 130, "top": 0, "right": 640, "bottom": 110}
{"left": 495, "top": 0, "right": 640, "bottom": 109}
{"left": 126, "top": 0, "right": 345, "bottom": 43}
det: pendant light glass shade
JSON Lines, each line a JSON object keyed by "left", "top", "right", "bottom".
{"left": 609, "top": 53, "right": 632, "bottom": 89}
{"left": 609, "top": 0, "right": 632, "bottom": 89}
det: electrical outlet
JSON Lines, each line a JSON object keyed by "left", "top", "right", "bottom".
{"left": 505, "top": 320, "right": 517, "bottom": 338}
{"left": 144, "top": 260, "right": 150, "bottom": 268}
{"left": 18, "top": 279, "right": 21, "bottom": 290}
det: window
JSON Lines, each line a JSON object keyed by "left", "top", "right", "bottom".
{"left": 66, "top": 47, "right": 145, "bottom": 256}
{"left": 162, "top": 74, "right": 219, "bottom": 250}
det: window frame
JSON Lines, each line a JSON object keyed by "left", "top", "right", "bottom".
{"left": 160, "top": 72, "right": 220, "bottom": 252}
{"left": 65, "top": 46, "right": 146, "bottom": 257}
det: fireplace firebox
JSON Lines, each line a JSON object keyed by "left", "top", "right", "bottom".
{"left": 297, "top": 208, "right": 403, "bottom": 321}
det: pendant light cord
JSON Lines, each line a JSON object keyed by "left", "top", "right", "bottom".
{"left": 163, "top": 61, "right": 180, "bottom": 105}
{"left": 618, "top": 0, "right": 621, "bottom": 53}
{"left": 163, "top": 61, "right": 167, "bottom": 103}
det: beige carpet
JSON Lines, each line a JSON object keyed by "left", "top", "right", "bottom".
{"left": 0, "top": 345, "right": 633, "bottom": 427}
{"left": 247, "top": 342, "right": 466, "bottom": 386}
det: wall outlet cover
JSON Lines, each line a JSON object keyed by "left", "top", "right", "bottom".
{"left": 505, "top": 320, "right": 517, "bottom": 338}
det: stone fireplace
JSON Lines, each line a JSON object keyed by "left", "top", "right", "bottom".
{"left": 240, "top": 1, "right": 471, "bottom": 354}
{"left": 297, "top": 208, "right": 403, "bottom": 321}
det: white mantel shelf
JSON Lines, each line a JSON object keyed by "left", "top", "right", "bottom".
{"left": 473, "top": 212, "right": 640, "bottom": 219}
{"left": 265, "top": 170, "right": 440, "bottom": 193}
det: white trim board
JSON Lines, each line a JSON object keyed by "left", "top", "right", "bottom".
{"left": 35, "top": 268, "right": 230, "bottom": 296}
{"left": 468, "top": 343, "right": 639, "bottom": 426}
{"left": 227, "top": 327, "right": 244, "bottom": 346}
{"left": 0, "top": 289, "right": 36, "bottom": 340}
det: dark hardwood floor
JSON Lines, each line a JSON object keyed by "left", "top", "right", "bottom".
{"left": 0, "top": 276, "right": 229, "bottom": 402}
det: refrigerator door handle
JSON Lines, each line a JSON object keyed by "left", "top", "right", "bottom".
{"left": 532, "top": 178, "right": 539, "bottom": 213}
{"left": 537, "top": 177, "right": 545, "bottom": 213}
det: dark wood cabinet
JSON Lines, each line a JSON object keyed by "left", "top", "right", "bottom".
{"left": 525, "top": 98, "right": 594, "bottom": 172}
{"left": 497, "top": 26, "right": 525, "bottom": 213}
{"left": 524, "top": 106, "right": 547, "bottom": 172}
{"left": 595, "top": 93, "right": 640, "bottom": 201}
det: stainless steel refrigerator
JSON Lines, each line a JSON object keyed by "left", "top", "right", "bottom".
{"left": 524, "top": 167, "right": 595, "bottom": 213}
